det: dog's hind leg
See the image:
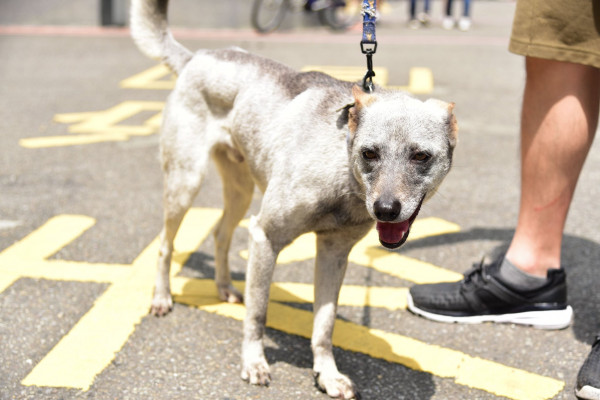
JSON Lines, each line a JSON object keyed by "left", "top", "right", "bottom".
{"left": 153, "top": 160, "right": 206, "bottom": 316}
{"left": 312, "top": 224, "right": 372, "bottom": 399}
{"left": 212, "top": 145, "right": 254, "bottom": 303}
{"left": 152, "top": 116, "right": 213, "bottom": 316}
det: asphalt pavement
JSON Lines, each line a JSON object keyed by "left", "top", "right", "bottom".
{"left": 1, "top": 0, "right": 600, "bottom": 399}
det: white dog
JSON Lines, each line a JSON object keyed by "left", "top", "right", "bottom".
{"left": 130, "top": 0, "right": 458, "bottom": 398}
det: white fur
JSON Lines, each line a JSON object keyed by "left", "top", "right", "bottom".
{"left": 130, "top": 1, "right": 458, "bottom": 398}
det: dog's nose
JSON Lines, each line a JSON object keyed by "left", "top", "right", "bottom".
{"left": 373, "top": 198, "right": 401, "bottom": 221}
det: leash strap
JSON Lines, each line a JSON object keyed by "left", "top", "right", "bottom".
{"left": 360, "top": 0, "right": 377, "bottom": 93}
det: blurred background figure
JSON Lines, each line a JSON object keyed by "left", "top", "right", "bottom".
{"left": 408, "top": 0, "right": 431, "bottom": 29}
{"left": 442, "top": 0, "right": 471, "bottom": 31}
{"left": 251, "top": 0, "right": 361, "bottom": 33}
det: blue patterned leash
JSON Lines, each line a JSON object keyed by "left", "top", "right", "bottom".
{"left": 360, "top": 0, "right": 377, "bottom": 93}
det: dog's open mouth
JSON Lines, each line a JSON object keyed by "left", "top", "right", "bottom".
{"left": 376, "top": 198, "right": 423, "bottom": 249}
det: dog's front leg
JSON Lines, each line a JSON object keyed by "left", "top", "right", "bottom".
{"left": 152, "top": 229, "right": 174, "bottom": 315}
{"left": 241, "top": 216, "right": 278, "bottom": 386}
{"left": 312, "top": 227, "right": 369, "bottom": 400}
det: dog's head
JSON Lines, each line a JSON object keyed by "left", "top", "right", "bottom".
{"left": 346, "top": 85, "right": 458, "bottom": 249}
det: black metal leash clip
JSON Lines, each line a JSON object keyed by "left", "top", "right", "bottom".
{"left": 360, "top": 41, "right": 377, "bottom": 93}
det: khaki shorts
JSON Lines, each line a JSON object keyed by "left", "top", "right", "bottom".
{"left": 509, "top": 0, "right": 600, "bottom": 69}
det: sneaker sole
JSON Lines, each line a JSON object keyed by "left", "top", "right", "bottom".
{"left": 576, "top": 386, "right": 600, "bottom": 400}
{"left": 407, "top": 292, "right": 573, "bottom": 330}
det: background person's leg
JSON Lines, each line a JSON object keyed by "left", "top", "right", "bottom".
{"left": 505, "top": 57, "right": 599, "bottom": 277}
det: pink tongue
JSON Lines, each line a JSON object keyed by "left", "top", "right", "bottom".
{"left": 376, "top": 221, "right": 409, "bottom": 244}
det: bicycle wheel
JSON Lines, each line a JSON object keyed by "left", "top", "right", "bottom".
{"left": 251, "top": 0, "right": 289, "bottom": 33}
{"left": 318, "top": 0, "right": 361, "bottom": 31}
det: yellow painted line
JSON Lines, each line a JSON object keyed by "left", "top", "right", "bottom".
{"left": 403, "top": 216, "right": 460, "bottom": 241}
{"left": 389, "top": 67, "right": 434, "bottom": 94}
{"left": 53, "top": 112, "right": 96, "bottom": 124}
{"left": 0, "top": 272, "right": 19, "bottom": 292}
{"left": 0, "top": 215, "right": 120, "bottom": 288}
{"left": 408, "top": 67, "right": 434, "bottom": 94}
{"left": 0, "top": 260, "right": 129, "bottom": 283}
{"left": 120, "top": 64, "right": 175, "bottom": 90}
{"left": 21, "top": 208, "right": 223, "bottom": 390}
{"left": 176, "top": 298, "right": 563, "bottom": 400}
{"left": 239, "top": 217, "right": 463, "bottom": 283}
{"left": 270, "top": 281, "right": 409, "bottom": 310}
{"left": 64, "top": 101, "right": 163, "bottom": 135}
{"left": 0, "top": 215, "right": 95, "bottom": 262}
{"left": 20, "top": 133, "right": 130, "bottom": 148}
{"left": 302, "top": 65, "right": 389, "bottom": 86}
{"left": 20, "top": 101, "right": 164, "bottom": 149}
{"left": 144, "top": 111, "right": 162, "bottom": 128}
{"left": 357, "top": 322, "right": 564, "bottom": 400}
{"left": 21, "top": 267, "right": 154, "bottom": 389}
{"left": 301, "top": 65, "right": 433, "bottom": 94}
{"left": 349, "top": 249, "right": 463, "bottom": 284}
{"left": 171, "top": 277, "right": 408, "bottom": 310}
{"left": 274, "top": 232, "right": 316, "bottom": 264}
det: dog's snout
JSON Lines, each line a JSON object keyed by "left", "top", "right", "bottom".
{"left": 373, "top": 198, "right": 401, "bottom": 221}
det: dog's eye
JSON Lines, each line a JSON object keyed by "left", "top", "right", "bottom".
{"left": 362, "top": 150, "right": 378, "bottom": 160}
{"left": 413, "top": 152, "right": 431, "bottom": 162}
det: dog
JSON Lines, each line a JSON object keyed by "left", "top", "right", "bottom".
{"left": 130, "top": 0, "right": 458, "bottom": 398}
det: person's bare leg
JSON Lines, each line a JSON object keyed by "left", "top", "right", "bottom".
{"left": 505, "top": 57, "right": 600, "bottom": 277}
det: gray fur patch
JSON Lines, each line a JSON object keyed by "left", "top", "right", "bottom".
{"left": 279, "top": 71, "right": 353, "bottom": 99}
{"left": 210, "top": 49, "right": 354, "bottom": 100}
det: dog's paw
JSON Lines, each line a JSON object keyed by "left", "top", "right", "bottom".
{"left": 314, "top": 371, "right": 359, "bottom": 399}
{"left": 150, "top": 294, "right": 173, "bottom": 317}
{"left": 217, "top": 283, "right": 243, "bottom": 304}
{"left": 241, "top": 359, "right": 271, "bottom": 386}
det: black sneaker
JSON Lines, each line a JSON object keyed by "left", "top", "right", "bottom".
{"left": 407, "top": 258, "right": 573, "bottom": 330}
{"left": 576, "top": 336, "right": 600, "bottom": 400}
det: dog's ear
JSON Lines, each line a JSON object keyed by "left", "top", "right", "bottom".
{"left": 447, "top": 102, "right": 458, "bottom": 148}
{"left": 426, "top": 99, "right": 459, "bottom": 148}
{"left": 336, "top": 103, "right": 354, "bottom": 129}
{"left": 348, "top": 85, "right": 376, "bottom": 133}
{"left": 352, "top": 84, "right": 376, "bottom": 107}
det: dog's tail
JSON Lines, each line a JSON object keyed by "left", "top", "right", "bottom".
{"left": 130, "top": 0, "right": 193, "bottom": 74}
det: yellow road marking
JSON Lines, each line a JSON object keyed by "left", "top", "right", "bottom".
{"left": 61, "top": 101, "right": 162, "bottom": 135}
{"left": 171, "top": 278, "right": 409, "bottom": 310}
{"left": 409, "top": 67, "right": 434, "bottom": 94}
{"left": 0, "top": 260, "right": 129, "bottom": 283}
{"left": 19, "top": 101, "right": 163, "bottom": 149}
{"left": 0, "top": 215, "right": 95, "bottom": 261}
{"left": 302, "top": 65, "right": 433, "bottom": 94}
{"left": 17, "top": 209, "right": 220, "bottom": 390}
{"left": 120, "top": 64, "right": 176, "bottom": 90}
{"left": 177, "top": 295, "right": 564, "bottom": 400}
{"left": 0, "top": 272, "right": 19, "bottom": 292}
{"left": 387, "top": 67, "right": 434, "bottom": 94}
{"left": 0, "top": 208, "right": 564, "bottom": 399}
{"left": 19, "top": 133, "right": 131, "bottom": 148}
